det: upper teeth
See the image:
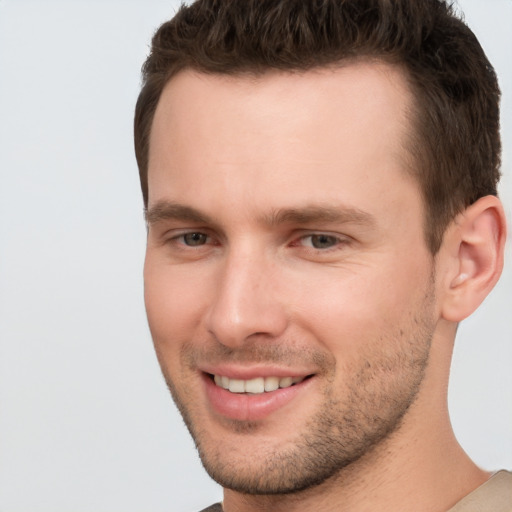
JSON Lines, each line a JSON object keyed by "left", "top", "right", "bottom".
{"left": 214, "top": 375, "right": 305, "bottom": 394}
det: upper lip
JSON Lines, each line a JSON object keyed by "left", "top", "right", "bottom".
{"left": 199, "top": 364, "right": 315, "bottom": 380}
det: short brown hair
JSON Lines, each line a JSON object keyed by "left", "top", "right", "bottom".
{"left": 134, "top": 0, "right": 501, "bottom": 253}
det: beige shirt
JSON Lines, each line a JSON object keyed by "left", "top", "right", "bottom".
{"left": 201, "top": 471, "right": 512, "bottom": 512}
{"left": 447, "top": 471, "right": 512, "bottom": 512}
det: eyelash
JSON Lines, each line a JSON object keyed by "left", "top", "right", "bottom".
{"left": 294, "top": 233, "right": 347, "bottom": 251}
{"left": 168, "top": 231, "right": 348, "bottom": 253}
{"left": 170, "top": 232, "right": 216, "bottom": 248}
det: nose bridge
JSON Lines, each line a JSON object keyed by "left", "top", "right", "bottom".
{"left": 206, "top": 242, "right": 287, "bottom": 347}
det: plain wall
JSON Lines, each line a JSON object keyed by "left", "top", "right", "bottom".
{"left": 0, "top": 1, "right": 510, "bottom": 511}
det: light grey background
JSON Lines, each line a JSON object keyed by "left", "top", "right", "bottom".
{"left": 0, "top": 1, "right": 510, "bottom": 511}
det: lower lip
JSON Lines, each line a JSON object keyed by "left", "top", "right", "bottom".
{"left": 203, "top": 374, "right": 313, "bottom": 422}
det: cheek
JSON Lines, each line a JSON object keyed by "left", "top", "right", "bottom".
{"left": 143, "top": 260, "right": 211, "bottom": 352}
{"left": 289, "top": 261, "right": 429, "bottom": 354}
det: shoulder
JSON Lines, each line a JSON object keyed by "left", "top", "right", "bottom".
{"left": 198, "top": 504, "right": 223, "bottom": 512}
{"left": 447, "top": 471, "right": 512, "bottom": 512}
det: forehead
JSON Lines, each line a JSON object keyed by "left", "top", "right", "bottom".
{"left": 147, "top": 62, "right": 420, "bottom": 220}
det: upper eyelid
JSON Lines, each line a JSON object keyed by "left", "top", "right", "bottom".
{"left": 157, "top": 227, "right": 351, "bottom": 245}
{"left": 161, "top": 226, "right": 215, "bottom": 238}
{"left": 295, "top": 230, "right": 350, "bottom": 241}
{"left": 170, "top": 230, "right": 213, "bottom": 240}
{"left": 166, "top": 229, "right": 348, "bottom": 238}
{"left": 290, "top": 232, "right": 352, "bottom": 252}
{"left": 298, "top": 233, "right": 347, "bottom": 243}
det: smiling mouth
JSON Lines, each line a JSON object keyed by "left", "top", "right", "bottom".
{"left": 210, "top": 374, "right": 312, "bottom": 394}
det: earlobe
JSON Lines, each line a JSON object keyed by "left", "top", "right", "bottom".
{"left": 441, "top": 195, "right": 506, "bottom": 323}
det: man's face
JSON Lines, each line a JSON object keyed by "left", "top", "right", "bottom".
{"left": 144, "top": 63, "right": 438, "bottom": 493}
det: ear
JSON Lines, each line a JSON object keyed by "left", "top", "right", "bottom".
{"left": 439, "top": 195, "right": 507, "bottom": 322}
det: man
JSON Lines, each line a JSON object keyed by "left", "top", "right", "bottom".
{"left": 134, "top": 1, "right": 511, "bottom": 510}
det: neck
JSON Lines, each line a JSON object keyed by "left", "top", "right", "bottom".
{"left": 223, "top": 428, "right": 487, "bottom": 512}
{"left": 222, "top": 325, "right": 489, "bottom": 512}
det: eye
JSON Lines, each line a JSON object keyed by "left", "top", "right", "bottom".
{"left": 302, "top": 234, "right": 341, "bottom": 249}
{"left": 181, "top": 232, "right": 208, "bottom": 246}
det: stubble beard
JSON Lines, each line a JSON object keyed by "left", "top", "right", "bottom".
{"left": 157, "top": 288, "right": 435, "bottom": 496}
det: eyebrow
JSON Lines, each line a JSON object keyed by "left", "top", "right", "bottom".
{"left": 145, "top": 202, "right": 214, "bottom": 225}
{"left": 145, "top": 200, "right": 376, "bottom": 228}
{"left": 263, "top": 205, "right": 376, "bottom": 227}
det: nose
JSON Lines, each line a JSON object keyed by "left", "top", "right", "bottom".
{"left": 205, "top": 248, "right": 288, "bottom": 348}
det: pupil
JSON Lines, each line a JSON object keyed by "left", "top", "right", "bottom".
{"left": 312, "top": 234, "right": 335, "bottom": 249}
{"left": 184, "top": 233, "right": 206, "bottom": 246}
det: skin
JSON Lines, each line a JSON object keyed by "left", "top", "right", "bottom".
{"left": 144, "top": 63, "right": 506, "bottom": 511}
